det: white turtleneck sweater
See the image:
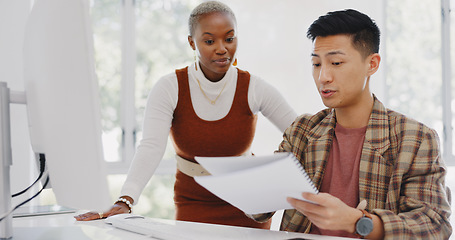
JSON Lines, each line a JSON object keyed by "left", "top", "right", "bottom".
{"left": 120, "top": 63, "right": 297, "bottom": 203}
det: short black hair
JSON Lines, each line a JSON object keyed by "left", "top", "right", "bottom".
{"left": 307, "top": 9, "right": 380, "bottom": 58}
{"left": 188, "top": 1, "right": 236, "bottom": 36}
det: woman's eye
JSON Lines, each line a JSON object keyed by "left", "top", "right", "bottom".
{"left": 205, "top": 40, "right": 214, "bottom": 44}
{"left": 332, "top": 62, "right": 342, "bottom": 66}
{"left": 313, "top": 63, "right": 321, "bottom": 67}
{"left": 226, "top": 37, "right": 234, "bottom": 43}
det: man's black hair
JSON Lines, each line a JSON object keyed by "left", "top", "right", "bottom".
{"left": 307, "top": 9, "right": 380, "bottom": 57}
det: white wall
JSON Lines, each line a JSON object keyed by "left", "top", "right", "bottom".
{"left": 0, "top": 0, "right": 36, "bottom": 206}
{"left": 219, "top": 0, "right": 386, "bottom": 154}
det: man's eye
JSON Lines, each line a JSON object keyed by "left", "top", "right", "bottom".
{"left": 205, "top": 40, "right": 214, "bottom": 44}
{"left": 226, "top": 37, "right": 234, "bottom": 42}
{"left": 332, "top": 62, "right": 342, "bottom": 66}
{"left": 313, "top": 63, "right": 321, "bottom": 67}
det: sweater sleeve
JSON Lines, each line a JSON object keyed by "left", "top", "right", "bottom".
{"left": 120, "top": 73, "right": 178, "bottom": 203}
{"left": 248, "top": 75, "right": 297, "bottom": 132}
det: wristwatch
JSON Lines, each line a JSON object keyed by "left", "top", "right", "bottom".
{"left": 355, "top": 209, "right": 373, "bottom": 238}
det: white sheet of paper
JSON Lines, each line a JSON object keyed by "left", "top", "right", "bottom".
{"left": 195, "top": 152, "right": 289, "bottom": 175}
{"left": 194, "top": 153, "right": 318, "bottom": 214}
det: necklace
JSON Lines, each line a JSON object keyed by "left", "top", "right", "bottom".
{"left": 195, "top": 77, "right": 228, "bottom": 105}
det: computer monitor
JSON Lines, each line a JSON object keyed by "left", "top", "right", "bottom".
{"left": 22, "top": 0, "right": 110, "bottom": 211}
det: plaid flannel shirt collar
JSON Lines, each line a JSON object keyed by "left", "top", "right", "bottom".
{"left": 305, "top": 95, "right": 390, "bottom": 152}
{"left": 364, "top": 96, "right": 390, "bottom": 155}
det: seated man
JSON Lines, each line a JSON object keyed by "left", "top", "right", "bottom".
{"left": 251, "top": 9, "right": 452, "bottom": 239}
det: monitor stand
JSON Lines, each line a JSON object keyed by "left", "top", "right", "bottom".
{"left": 13, "top": 205, "right": 76, "bottom": 218}
{"left": 1, "top": 82, "right": 27, "bottom": 239}
{"left": 1, "top": 82, "right": 13, "bottom": 239}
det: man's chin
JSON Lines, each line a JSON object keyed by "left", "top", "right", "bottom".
{"left": 321, "top": 100, "right": 335, "bottom": 109}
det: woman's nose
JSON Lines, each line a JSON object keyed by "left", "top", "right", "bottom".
{"left": 215, "top": 41, "right": 227, "bottom": 55}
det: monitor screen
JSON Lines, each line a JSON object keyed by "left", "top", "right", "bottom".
{"left": 23, "top": 0, "right": 110, "bottom": 211}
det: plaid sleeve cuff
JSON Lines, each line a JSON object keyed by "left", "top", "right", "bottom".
{"left": 245, "top": 212, "right": 275, "bottom": 223}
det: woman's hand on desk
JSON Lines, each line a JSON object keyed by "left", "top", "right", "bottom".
{"left": 74, "top": 196, "right": 133, "bottom": 221}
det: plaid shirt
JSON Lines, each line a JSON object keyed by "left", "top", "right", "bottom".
{"left": 253, "top": 97, "right": 452, "bottom": 239}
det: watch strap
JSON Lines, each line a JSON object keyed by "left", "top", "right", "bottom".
{"left": 360, "top": 209, "right": 372, "bottom": 219}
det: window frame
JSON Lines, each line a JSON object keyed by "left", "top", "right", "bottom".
{"left": 105, "top": 0, "right": 138, "bottom": 174}
{"left": 441, "top": 0, "right": 454, "bottom": 165}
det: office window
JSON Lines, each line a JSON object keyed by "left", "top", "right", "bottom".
{"left": 91, "top": 0, "right": 199, "bottom": 165}
{"left": 90, "top": 0, "right": 123, "bottom": 163}
{"left": 134, "top": 0, "right": 199, "bottom": 161}
{"left": 132, "top": 0, "right": 200, "bottom": 218}
{"left": 88, "top": 0, "right": 199, "bottom": 219}
{"left": 385, "top": 0, "right": 454, "bottom": 164}
{"left": 449, "top": 0, "right": 455, "bottom": 162}
{"left": 385, "top": 0, "right": 455, "bottom": 228}
{"left": 385, "top": 0, "right": 442, "bottom": 129}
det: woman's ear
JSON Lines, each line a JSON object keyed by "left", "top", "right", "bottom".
{"left": 188, "top": 35, "right": 196, "bottom": 51}
{"left": 367, "top": 53, "right": 381, "bottom": 76}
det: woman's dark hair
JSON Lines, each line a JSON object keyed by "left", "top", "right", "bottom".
{"left": 188, "top": 1, "right": 236, "bottom": 36}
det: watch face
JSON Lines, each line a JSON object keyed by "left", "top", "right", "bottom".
{"left": 356, "top": 217, "right": 373, "bottom": 236}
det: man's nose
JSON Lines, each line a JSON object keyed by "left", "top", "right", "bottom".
{"left": 318, "top": 66, "right": 333, "bottom": 83}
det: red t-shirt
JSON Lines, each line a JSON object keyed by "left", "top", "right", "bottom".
{"left": 311, "top": 123, "right": 367, "bottom": 238}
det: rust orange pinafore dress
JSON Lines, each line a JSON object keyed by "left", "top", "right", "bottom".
{"left": 170, "top": 67, "right": 271, "bottom": 229}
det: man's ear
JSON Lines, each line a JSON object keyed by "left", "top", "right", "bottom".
{"left": 188, "top": 36, "right": 196, "bottom": 51}
{"left": 367, "top": 53, "right": 381, "bottom": 76}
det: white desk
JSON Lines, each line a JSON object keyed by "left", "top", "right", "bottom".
{"left": 12, "top": 213, "right": 352, "bottom": 240}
